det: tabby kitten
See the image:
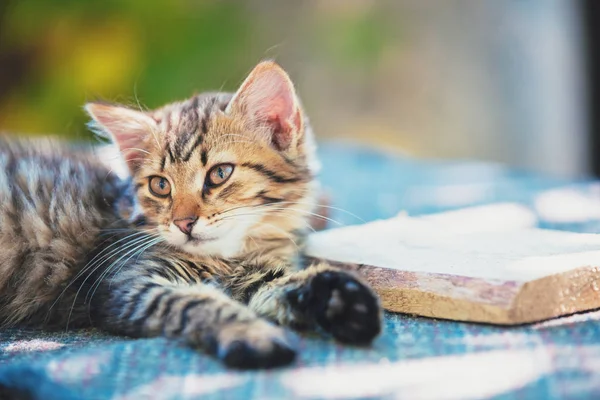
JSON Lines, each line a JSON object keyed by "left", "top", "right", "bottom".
{"left": 0, "top": 61, "right": 382, "bottom": 369}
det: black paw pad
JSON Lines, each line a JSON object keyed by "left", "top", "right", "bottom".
{"left": 300, "top": 271, "right": 382, "bottom": 345}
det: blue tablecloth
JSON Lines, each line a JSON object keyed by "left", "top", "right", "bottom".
{"left": 2, "top": 142, "right": 600, "bottom": 399}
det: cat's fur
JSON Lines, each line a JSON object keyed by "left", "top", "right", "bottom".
{"left": 0, "top": 61, "right": 381, "bottom": 369}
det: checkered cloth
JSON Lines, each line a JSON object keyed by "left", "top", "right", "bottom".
{"left": 2, "top": 142, "right": 600, "bottom": 399}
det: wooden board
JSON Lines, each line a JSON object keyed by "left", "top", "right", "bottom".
{"left": 305, "top": 204, "right": 600, "bottom": 325}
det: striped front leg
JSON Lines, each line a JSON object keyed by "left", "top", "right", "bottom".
{"left": 228, "top": 262, "right": 383, "bottom": 344}
{"left": 94, "top": 275, "right": 296, "bottom": 369}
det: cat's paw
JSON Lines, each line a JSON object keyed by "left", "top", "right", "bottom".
{"left": 215, "top": 320, "right": 297, "bottom": 369}
{"left": 288, "top": 270, "right": 382, "bottom": 344}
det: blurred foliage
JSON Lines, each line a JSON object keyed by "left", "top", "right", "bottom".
{"left": 312, "top": 7, "right": 392, "bottom": 74}
{"left": 0, "top": 0, "right": 262, "bottom": 140}
{"left": 0, "top": 0, "right": 398, "bottom": 142}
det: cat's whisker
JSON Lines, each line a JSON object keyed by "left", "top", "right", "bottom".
{"left": 105, "top": 237, "right": 165, "bottom": 286}
{"left": 68, "top": 231, "right": 150, "bottom": 283}
{"left": 222, "top": 204, "right": 344, "bottom": 227}
{"left": 86, "top": 236, "right": 163, "bottom": 308}
{"left": 217, "top": 206, "right": 315, "bottom": 233}
{"left": 73, "top": 233, "right": 159, "bottom": 295}
{"left": 100, "top": 227, "right": 158, "bottom": 233}
{"left": 115, "top": 234, "right": 163, "bottom": 271}
{"left": 218, "top": 203, "right": 262, "bottom": 216}
{"left": 86, "top": 232, "right": 162, "bottom": 302}
{"left": 253, "top": 222, "right": 301, "bottom": 252}
{"left": 217, "top": 201, "right": 295, "bottom": 218}
{"left": 230, "top": 215, "right": 301, "bottom": 253}
{"left": 99, "top": 227, "right": 159, "bottom": 235}
{"left": 261, "top": 206, "right": 344, "bottom": 226}
{"left": 227, "top": 141, "right": 259, "bottom": 146}
{"left": 263, "top": 201, "right": 365, "bottom": 223}
{"left": 65, "top": 234, "right": 160, "bottom": 329}
{"left": 120, "top": 147, "right": 152, "bottom": 156}
{"left": 123, "top": 157, "right": 155, "bottom": 164}
{"left": 221, "top": 209, "right": 318, "bottom": 234}
{"left": 107, "top": 237, "right": 164, "bottom": 287}
{"left": 102, "top": 166, "right": 121, "bottom": 180}
{"left": 217, "top": 211, "right": 266, "bottom": 222}
{"left": 46, "top": 231, "right": 150, "bottom": 320}
{"left": 64, "top": 233, "right": 156, "bottom": 311}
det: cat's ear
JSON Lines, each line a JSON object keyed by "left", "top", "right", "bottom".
{"left": 226, "top": 61, "right": 302, "bottom": 151}
{"left": 85, "top": 102, "right": 157, "bottom": 170}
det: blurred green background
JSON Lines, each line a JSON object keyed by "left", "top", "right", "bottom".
{"left": 0, "top": 1, "right": 589, "bottom": 177}
{"left": 0, "top": 1, "right": 267, "bottom": 138}
{"left": 0, "top": 1, "right": 394, "bottom": 139}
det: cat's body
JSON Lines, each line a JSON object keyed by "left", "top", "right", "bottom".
{"left": 0, "top": 137, "right": 129, "bottom": 328}
{"left": 0, "top": 62, "right": 381, "bottom": 368}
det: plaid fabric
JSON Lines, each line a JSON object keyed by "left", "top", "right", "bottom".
{"left": 1, "top": 142, "right": 599, "bottom": 400}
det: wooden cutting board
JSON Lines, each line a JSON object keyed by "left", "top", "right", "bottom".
{"left": 305, "top": 204, "right": 600, "bottom": 325}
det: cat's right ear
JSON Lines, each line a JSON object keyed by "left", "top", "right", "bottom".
{"left": 85, "top": 103, "right": 157, "bottom": 170}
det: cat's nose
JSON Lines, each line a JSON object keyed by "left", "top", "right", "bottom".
{"left": 174, "top": 216, "right": 198, "bottom": 235}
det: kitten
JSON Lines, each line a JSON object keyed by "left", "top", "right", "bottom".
{"left": 0, "top": 61, "right": 382, "bottom": 369}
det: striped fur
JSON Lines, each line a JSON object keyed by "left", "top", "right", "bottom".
{"left": 0, "top": 62, "right": 381, "bottom": 369}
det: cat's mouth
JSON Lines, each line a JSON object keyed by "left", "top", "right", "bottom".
{"left": 187, "top": 235, "right": 217, "bottom": 244}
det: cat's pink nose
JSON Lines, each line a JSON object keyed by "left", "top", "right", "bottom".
{"left": 174, "top": 217, "right": 198, "bottom": 235}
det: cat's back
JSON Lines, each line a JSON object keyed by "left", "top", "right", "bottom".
{"left": 0, "top": 136, "right": 126, "bottom": 326}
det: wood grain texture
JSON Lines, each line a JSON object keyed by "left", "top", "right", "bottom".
{"left": 306, "top": 259, "right": 600, "bottom": 325}
{"left": 304, "top": 207, "right": 600, "bottom": 325}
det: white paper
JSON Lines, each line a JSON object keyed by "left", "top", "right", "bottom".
{"left": 306, "top": 204, "right": 600, "bottom": 281}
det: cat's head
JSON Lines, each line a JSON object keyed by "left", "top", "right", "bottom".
{"left": 86, "top": 61, "right": 319, "bottom": 259}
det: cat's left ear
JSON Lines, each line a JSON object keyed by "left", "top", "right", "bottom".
{"left": 226, "top": 61, "right": 302, "bottom": 151}
{"left": 85, "top": 102, "right": 157, "bottom": 170}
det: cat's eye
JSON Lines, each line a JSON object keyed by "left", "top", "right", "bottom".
{"left": 207, "top": 164, "right": 234, "bottom": 187}
{"left": 149, "top": 176, "right": 171, "bottom": 198}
